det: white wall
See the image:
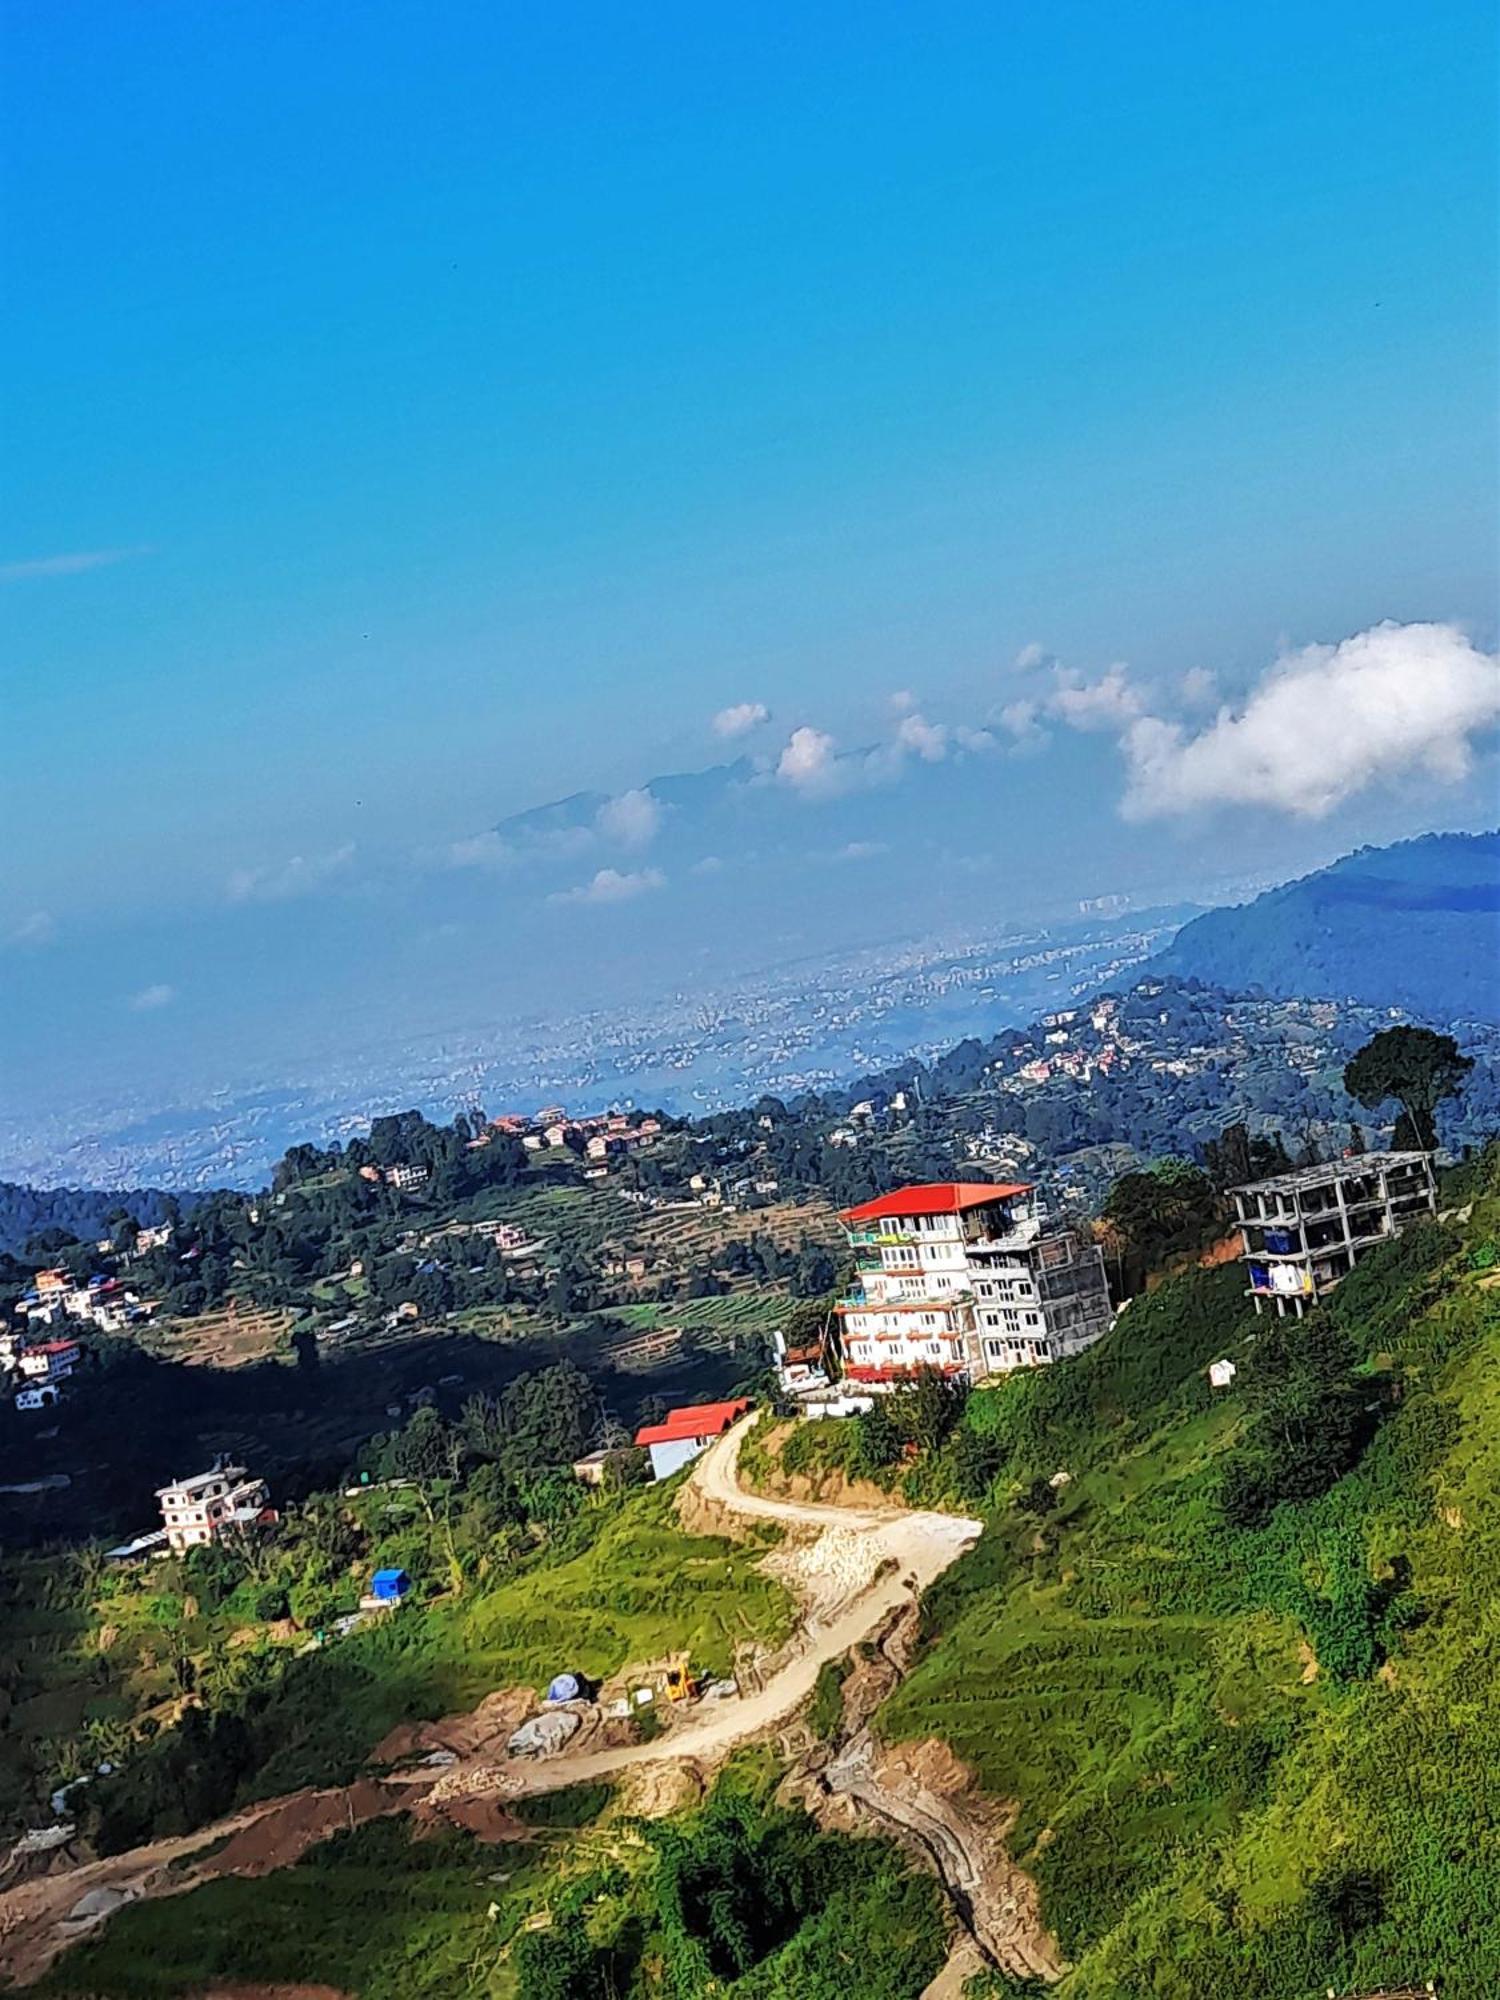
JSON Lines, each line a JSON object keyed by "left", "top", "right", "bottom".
{"left": 647, "top": 1434, "right": 709, "bottom": 1482}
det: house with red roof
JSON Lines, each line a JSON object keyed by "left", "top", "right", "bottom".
{"left": 837, "top": 1181, "right": 1113, "bottom": 1386}
{"left": 634, "top": 1398, "right": 751, "bottom": 1482}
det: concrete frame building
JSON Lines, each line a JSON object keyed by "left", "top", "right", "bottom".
{"left": 1231, "top": 1151, "right": 1438, "bottom": 1317}
{"left": 836, "top": 1182, "right": 1113, "bottom": 1386}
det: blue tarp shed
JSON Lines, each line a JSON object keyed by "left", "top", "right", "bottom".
{"left": 370, "top": 1567, "right": 411, "bottom": 1603}
{"left": 546, "top": 1673, "right": 583, "bottom": 1702}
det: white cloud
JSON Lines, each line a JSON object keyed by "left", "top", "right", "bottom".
{"left": 1180, "top": 665, "right": 1218, "bottom": 710}
{"left": 889, "top": 689, "right": 917, "bottom": 713}
{"left": 954, "top": 725, "right": 997, "bottom": 753}
{"left": 1121, "top": 620, "right": 1500, "bottom": 820}
{"left": 446, "top": 831, "right": 514, "bottom": 871}
{"left": 1014, "top": 641, "right": 1053, "bottom": 672}
{"left": 0, "top": 546, "right": 150, "bottom": 583}
{"left": 776, "top": 725, "right": 847, "bottom": 797}
{"left": 1049, "top": 663, "right": 1143, "bottom": 731}
{"left": 553, "top": 866, "right": 666, "bottom": 906}
{"left": 995, "top": 698, "right": 1049, "bottom": 752}
{"left": 227, "top": 843, "right": 356, "bottom": 903}
{"left": 129, "top": 983, "right": 175, "bottom": 1012}
{"left": 895, "top": 712, "right": 949, "bottom": 762}
{"left": 596, "top": 787, "right": 662, "bottom": 849}
{"left": 712, "top": 701, "right": 771, "bottom": 739}
{"left": 8, "top": 910, "right": 56, "bottom": 949}
{"left": 691, "top": 854, "right": 725, "bottom": 875}
{"left": 832, "top": 840, "right": 888, "bottom": 862}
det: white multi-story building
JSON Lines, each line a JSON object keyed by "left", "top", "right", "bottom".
{"left": 836, "top": 1182, "right": 1113, "bottom": 1387}
{"left": 156, "top": 1461, "right": 271, "bottom": 1552}
{"left": 17, "top": 1338, "right": 81, "bottom": 1384}
{"left": 1232, "top": 1151, "right": 1437, "bottom": 1317}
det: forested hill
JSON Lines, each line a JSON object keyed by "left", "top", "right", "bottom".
{"left": 0, "top": 1182, "right": 197, "bottom": 1259}
{"left": 1146, "top": 830, "right": 1500, "bottom": 1024}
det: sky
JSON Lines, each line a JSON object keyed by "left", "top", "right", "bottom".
{"left": 3, "top": 1, "right": 1498, "bottom": 1110}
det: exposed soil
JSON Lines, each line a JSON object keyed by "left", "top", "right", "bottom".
{"left": 372, "top": 1687, "right": 533, "bottom": 1765}
{"left": 0, "top": 1416, "right": 982, "bottom": 1989}
{"left": 207, "top": 1782, "right": 405, "bottom": 1878}
{"left": 823, "top": 1732, "right": 1065, "bottom": 1985}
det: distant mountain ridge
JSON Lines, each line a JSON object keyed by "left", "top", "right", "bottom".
{"left": 491, "top": 757, "right": 756, "bottom": 844}
{"left": 1146, "top": 831, "right": 1499, "bottom": 1024}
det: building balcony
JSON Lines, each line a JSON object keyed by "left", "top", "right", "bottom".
{"left": 964, "top": 1218, "right": 1043, "bottom": 1254}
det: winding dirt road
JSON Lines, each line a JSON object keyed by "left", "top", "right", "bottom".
{"left": 0, "top": 1415, "right": 981, "bottom": 1987}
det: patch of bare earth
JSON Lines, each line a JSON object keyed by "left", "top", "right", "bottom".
{"left": 822, "top": 1731, "right": 1065, "bottom": 1986}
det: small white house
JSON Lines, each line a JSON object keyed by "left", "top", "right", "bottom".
{"left": 634, "top": 1400, "right": 750, "bottom": 1482}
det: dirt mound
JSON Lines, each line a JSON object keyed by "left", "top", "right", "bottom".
{"left": 205, "top": 1782, "right": 403, "bottom": 1879}
{"left": 374, "top": 1687, "right": 533, "bottom": 1765}
{"left": 735, "top": 1421, "right": 902, "bottom": 1512}
{"left": 615, "top": 1761, "right": 707, "bottom": 1819}
{"left": 411, "top": 1792, "right": 529, "bottom": 1843}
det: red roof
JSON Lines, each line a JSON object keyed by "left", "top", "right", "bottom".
{"left": 30, "top": 1338, "right": 81, "bottom": 1354}
{"left": 635, "top": 1398, "right": 750, "bottom": 1448}
{"left": 841, "top": 1182, "right": 1033, "bottom": 1225}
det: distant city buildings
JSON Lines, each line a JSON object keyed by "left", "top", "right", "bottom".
{"left": 835, "top": 1182, "right": 1113, "bottom": 1387}
{"left": 1231, "top": 1151, "right": 1438, "bottom": 1317}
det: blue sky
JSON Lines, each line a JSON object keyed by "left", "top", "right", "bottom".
{"left": 2, "top": 1, "right": 1497, "bottom": 1092}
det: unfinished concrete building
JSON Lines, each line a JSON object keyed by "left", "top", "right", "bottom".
{"left": 1232, "top": 1151, "right": 1438, "bottom": 1316}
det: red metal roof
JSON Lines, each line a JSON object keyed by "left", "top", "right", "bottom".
{"left": 841, "top": 1182, "right": 1032, "bottom": 1225}
{"left": 634, "top": 1398, "right": 751, "bottom": 1448}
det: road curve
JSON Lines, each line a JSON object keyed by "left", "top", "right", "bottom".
{"left": 0, "top": 1412, "right": 982, "bottom": 1984}
{"left": 495, "top": 1413, "right": 981, "bottom": 1794}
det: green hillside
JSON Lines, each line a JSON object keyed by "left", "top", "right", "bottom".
{"left": 1149, "top": 829, "right": 1500, "bottom": 1024}
{"left": 881, "top": 1147, "right": 1500, "bottom": 1998}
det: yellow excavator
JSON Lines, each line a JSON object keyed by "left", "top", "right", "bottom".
{"left": 663, "top": 1653, "right": 701, "bottom": 1704}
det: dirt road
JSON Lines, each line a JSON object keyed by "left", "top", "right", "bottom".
{"left": 470, "top": 1417, "right": 980, "bottom": 1800}
{"left": 0, "top": 1414, "right": 981, "bottom": 1987}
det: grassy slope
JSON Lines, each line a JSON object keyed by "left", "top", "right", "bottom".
{"left": 881, "top": 1164, "right": 1500, "bottom": 1999}
{"left": 42, "top": 1757, "right": 947, "bottom": 2000}
{"left": 240, "top": 1480, "right": 796, "bottom": 1802}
